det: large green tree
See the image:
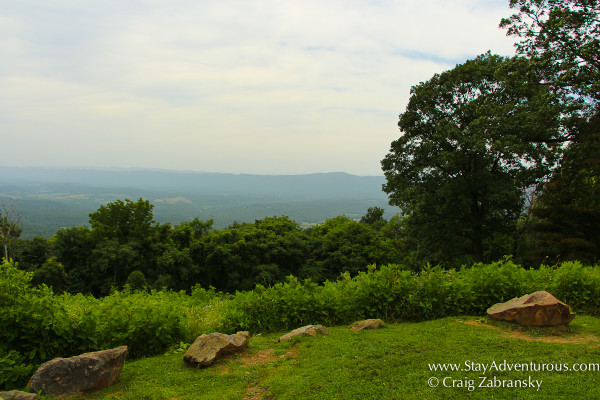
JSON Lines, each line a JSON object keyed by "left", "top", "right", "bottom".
{"left": 381, "top": 53, "right": 573, "bottom": 266}
{"left": 303, "top": 215, "right": 398, "bottom": 281}
{"left": 88, "top": 198, "right": 157, "bottom": 290}
{"left": 529, "top": 112, "right": 600, "bottom": 263}
{"left": 191, "top": 216, "right": 309, "bottom": 291}
{"left": 502, "top": 0, "right": 600, "bottom": 263}
{"left": 51, "top": 226, "right": 96, "bottom": 293}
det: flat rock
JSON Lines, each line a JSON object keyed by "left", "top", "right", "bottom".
{"left": 184, "top": 331, "right": 249, "bottom": 367}
{"left": 278, "top": 325, "right": 329, "bottom": 342}
{"left": 487, "top": 291, "right": 575, "bottom": 326}
{"left": 29, "top": 346, "right": 128, "bottom": 396}
{"left": 350, "top": 319, "right": 385, "bottom": 332}
{"left": 0, "top": 391, "right": 40, "bottom": 400}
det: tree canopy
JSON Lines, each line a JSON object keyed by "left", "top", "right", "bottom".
{"left": 10, "top": 198, "right": 403, "bottom": 295}
{"left": 501, "top": 0, "right": 600, "bottom": 102}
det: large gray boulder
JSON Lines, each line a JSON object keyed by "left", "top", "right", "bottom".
{"left": 0, "top": 391, "right": 40, "bottom": 400}
{"left": 184, "top": 331, "right": 249, "bottom": 367}
{"left": 487, "top": 291, "right": 575, "bottom": 326}
{"left": 29, "top": 346, "right": 128, "bottom": 396}
{"left": 278, "top": 325, "right": 329, "bottom": 342}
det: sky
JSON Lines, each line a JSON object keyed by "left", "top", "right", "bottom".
{"left": 1, "top": 0, "right": 517, "bottom": 176}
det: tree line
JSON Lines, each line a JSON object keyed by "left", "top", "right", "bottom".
{"left": 4, "top": 199, "right": 404, "bottom": 296}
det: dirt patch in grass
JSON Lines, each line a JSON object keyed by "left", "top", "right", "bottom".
{"left": 239, "top": 347, "right": 299, "bottom": 400}
{"left": 466, "top": 320, "right": 599, "bottom": 344}
{"left": 243, "top": 384, "right": 268, "bottom": 400}
{"left": 242, "top": 349, "right": 279, "bottom": 366}
{"left": 213, "top": 363, "right": 231, "bottom": 375}
{"left": 283, "top": 346, "right": 299, "bottom": 361}
{"left": 241, "top": 346, "right": 300, "bottom": 367}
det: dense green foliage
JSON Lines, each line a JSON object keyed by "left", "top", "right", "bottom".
{"left": 4, "top": 256, "right": 600, "bottom": 390}
{"left": 8, "top": 199, "right": 401, "bottom": 295}
{"left": 0, "top": 259, "right": 221, "bottom": 389}
{"left": 529, "top": 114, "right": 600, "bottom": 264}
{"left": 221, "top": 259, "right": 600, "bottom": 333}
{"left": 381, "top": 53, "right": 573, "bottom": 267}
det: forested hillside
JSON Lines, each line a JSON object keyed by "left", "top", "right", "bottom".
{"left": 0, "top": 167, "right": 396, "bottom": 238}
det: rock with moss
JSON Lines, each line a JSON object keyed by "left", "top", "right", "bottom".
{"left": 184, "top": 331, "right": 250, "bottom": 367}
{"left": 487, "top": 291, "right": 575, "bottom": 326}
{"left": 29, "top": 346, "right": 128, "bottom": 396}
{"left": 278, "top": 325, "right": 329, "bottom": 342}
{"left": 0, "top": 391, "right": 40, "bottom": 400}
{"left": 350, "top": 319, "right": 385, "bottom": 332}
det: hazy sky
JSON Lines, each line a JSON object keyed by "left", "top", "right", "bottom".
{"left": 1, "top": 0, "right": 516, "bottom": 175}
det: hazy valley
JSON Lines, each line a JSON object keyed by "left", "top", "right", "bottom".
{"left": 0, "top": 166, "right": 398, "bottom": 238}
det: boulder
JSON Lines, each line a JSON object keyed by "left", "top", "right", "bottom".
{"left": 487, "top": 291, "right": 575, "bottom": 326}
{"left": 0, "top": 391, "right": 40, "bottom": 400}
{"left": 278, "top": 325, "right": 329, "bottom": 342}
{"left": 184, "top": 331, "right": 249, "bottom": 367}
{"left": 29, "top": 346, "right": 128, "bottom": 396}
{"left": 350, "top": 319, "right": 385, "bottom": 332}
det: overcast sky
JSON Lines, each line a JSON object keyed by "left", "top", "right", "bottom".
{"left": 1, "top": 0, "right": 516, "bottom": 175}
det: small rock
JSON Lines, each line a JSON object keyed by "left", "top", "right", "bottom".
{"left": 278, "top": 325, "right": 329, "bottom": 342}
{"left": 29, "top": 346, "right": 128, "bottom": 396}
{"left": 487, "top": 291, "right": 575, "bottom": 326}
{"left": 350, "top": 319, "right": 385, "bottom": 332}
{"left": 184, "top": 331, "right": 249, "bottom": 367}
{"left": 0, "top": 391, "right": 40, "bottom": 400}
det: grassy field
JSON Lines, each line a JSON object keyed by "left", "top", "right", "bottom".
{"left": 62, "top": 315, "right": 600, "bottom": 400}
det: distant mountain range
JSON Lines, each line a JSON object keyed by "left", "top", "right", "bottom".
{"left": 0, "top": 166, "right": 399, "bottom": 238}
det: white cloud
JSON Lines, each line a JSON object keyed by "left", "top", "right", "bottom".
{"left": 0, "top": 0, "right": 516, "bottom": 174}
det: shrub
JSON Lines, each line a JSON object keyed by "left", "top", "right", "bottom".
{"left": 221, "top": 260, "right": 600, "bottom": 334}
{"left": 92, "top": 289, "right": 190, "bottom": 358}
{"left": 126, "top": 270, "right": 148, "bottom": 291}
{"left": 0, "top": 260, "right": 77, "bottom": 389}
{"left": 550, "top": 261, "right": 600, "bottom": 314}
{"left": 0, "top": 261, "right": 199, "bottom": 389}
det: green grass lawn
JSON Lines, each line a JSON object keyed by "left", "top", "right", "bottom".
{"left": 68, "top": 316, "right": 600, "bottom": 400}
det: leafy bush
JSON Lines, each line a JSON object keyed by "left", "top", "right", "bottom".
{"left": 0, "top": 260, "right": 77, "bottom": 389}
{"left": 549, "top": 261, "right": 600, "bottom": 314}
{"left": 4, "top": 256, "right": 600, "bottom": 390}
{"left": 0, "top": 350, "right": 35, "bottom": 390}
{"left": 452, "top": 257, "right": 534, "bottom": 315}
{"left": 222, "top": 259, "right": 600, "bottom": 333}
{"left": 0, "top": 260, "right": 201, "bottom": 389}
{"left": 91, "top": 289, "right": 190, "bottom": 358}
